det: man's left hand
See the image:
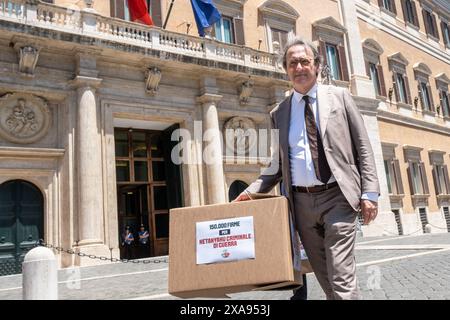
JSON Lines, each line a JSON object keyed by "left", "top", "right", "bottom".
{"left": 360, "top": 199, "right": 378, "bottom": 225}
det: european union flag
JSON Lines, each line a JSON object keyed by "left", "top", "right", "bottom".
{"left": 190, "top": 0, "right": 221, "bottom": 37}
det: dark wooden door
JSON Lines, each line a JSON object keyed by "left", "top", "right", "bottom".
{"left": 0, "top": 180, "right": 43, "bottom": 276}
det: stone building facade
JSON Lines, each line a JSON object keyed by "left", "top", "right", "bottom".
{"left": 0, "top": 0, "right": 449, "bottom": 273}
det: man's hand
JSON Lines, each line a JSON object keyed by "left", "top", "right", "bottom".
{"left": 233, "top": 192, "right": 251, "bottom": 202}
{"left": 360, "top": 199, "right": 378, "bottom": 225}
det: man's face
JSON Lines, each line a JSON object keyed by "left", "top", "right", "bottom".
{"left": 286, "top": 45, "right": 319, "bottom": 94}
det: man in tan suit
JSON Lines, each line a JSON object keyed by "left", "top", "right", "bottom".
{"left": 235, "top": 37, "right": 379, "bottom": 299}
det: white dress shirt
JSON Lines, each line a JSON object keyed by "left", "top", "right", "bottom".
{"left": 288, "top": 84, "right": 378, "bottom": 202}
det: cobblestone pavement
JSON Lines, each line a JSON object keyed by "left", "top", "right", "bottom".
{"left": 1, "top": 233, "right": 450, "bottom": 300}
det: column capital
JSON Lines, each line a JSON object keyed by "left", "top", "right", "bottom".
{"left": 70, "top": 76, "right": 102, "bottom": 90}
{"left": 197, "top": 93, "right": 223, "bottom": 105}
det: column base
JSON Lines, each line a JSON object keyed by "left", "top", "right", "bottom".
{"left": 360, "top": 210, "right": 399, "bottom": 237}
{"left": 73, "top": 244, "right": 116, "bottom": 267}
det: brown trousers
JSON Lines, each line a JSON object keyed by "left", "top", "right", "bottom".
{"left": 293, "top": 186, "right": 360, "bottom": 300}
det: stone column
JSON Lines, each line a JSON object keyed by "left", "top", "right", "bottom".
{"left": 72, "top": 76, "right": 104, "bottom": 246}
{"left": 355, "top": 97, "right": 396, "bottom": 237}
{"left": 339, "top": 0, "right": 395, "bottom": 236}
{"left": 197, "top": 93, "right": 226, "bottom": 204}
{"left": 339, "top": 0, "right": 375, "bottom": 99}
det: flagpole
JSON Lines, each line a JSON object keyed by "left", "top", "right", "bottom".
{"left": 163, "top": 0, "right": 175, "bottom": 29}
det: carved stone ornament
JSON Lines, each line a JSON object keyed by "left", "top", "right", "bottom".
{"left": 239, "top": 80, "right": 254, "bottom": 105}
{"left": 18, "top": 45, "right": 40, "bottom": 77}
{"left": 0, "top": 93, "right": 51, "bottom": 144}
{"left": 145, "top": 67, "right": 162, "bottom": 95}
{"left": 223, "top": 116, "right": 257, "bottom": 154}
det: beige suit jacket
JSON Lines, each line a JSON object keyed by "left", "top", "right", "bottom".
{"left": 245, "top": 84, "right": 380, "bottom": 219}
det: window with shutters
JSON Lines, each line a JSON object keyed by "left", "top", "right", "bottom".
{"left": 214, "top": 16, "right": 235, "bottom": 44}
{"left": 382, "top": 143, "right": 404, "bottom": 196}
{"left": 435, "top": 74, "right": 450, "bottom": 118}
{"left": 403, "top": 146, "right": 429, "bottom": 197}
{"left": 396, "top": 73, "right": 409, "bottom": 103}
{"left": 388, "top": 52, "right": 412, "bottom": 107}
{"left": 213, "top": 0, "right": 245, "bottom": 45}
{"left": 401, "top": 0, "right": 419, "bottom": 27}
{"left": 313, "top": 17, "right": 349, "bottom": 84}
{"left": 258, "top": 0, "right": 298, "bottom": 53}
{"left": 428, "top": 151, "right": 450, "bottom": 196}
{"left": 414, "top": 63, "right": 435, "bottom": 114}
{"left": 442, "top": 21, "right": 450, "bottom": 48}
{"left": 363, "top": 39, "right": 386, "bottom": 98}
{"left": 440, "top": 89, "right": 450, "bottom": 117}
{"left": 379, "top": 0, "right": 397, "bottom": 15}
{"left": 110, "top": 0, "right": 130, "bottom": 21}
{"left": 422, "top": 9, "right": 439, "bottom": 40}
{"left": 325, "top": 43, "right": 341, "bottom": 81}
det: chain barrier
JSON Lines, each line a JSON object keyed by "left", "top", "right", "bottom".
{"left": 37, "top": 240, "right": 169, "bottom": 264}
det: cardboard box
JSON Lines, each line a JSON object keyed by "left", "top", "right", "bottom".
{"left": 168, "top": 196, "right": 303, "bottom": 298}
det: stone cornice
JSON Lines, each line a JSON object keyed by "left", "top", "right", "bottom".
{"left": 0, "top": 146, "right": 65, "bottom": 158}
{"left": 70, "top": 76, "right": 102, "bottom": 89}
{"left": 377, "top": 109, "right": 450, "bottom": 136}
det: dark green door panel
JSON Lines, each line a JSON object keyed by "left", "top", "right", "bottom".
{"left": 0, "top": 180, "right": 43, "bottom": 276}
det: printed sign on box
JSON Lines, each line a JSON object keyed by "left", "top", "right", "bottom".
{"left": 196, "top": 216, "right": 255, "bottom": 264}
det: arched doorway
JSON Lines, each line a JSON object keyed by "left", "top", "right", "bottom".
{"left": 0, "top": 180, "right": 44, "bottom": 276}
{"left": 228, "top": 180, "right": 249, "bottom": 202}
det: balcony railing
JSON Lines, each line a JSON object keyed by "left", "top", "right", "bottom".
{"left": 0, "top": 0, "right": 283, "bottom": 73}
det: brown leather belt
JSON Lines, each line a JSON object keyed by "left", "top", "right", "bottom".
{"left": 292, "top": 181, "right": 338, "bottom": 193}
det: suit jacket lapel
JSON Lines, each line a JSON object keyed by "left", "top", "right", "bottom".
{"left": 317, "top": 84, "right": 331, "bottom": 140}
{"left": 278, "top": 94, "right": 292, "bottom": 166}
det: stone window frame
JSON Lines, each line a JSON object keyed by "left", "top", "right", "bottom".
{"left": 362, "top": 39, "right": 387, "bottom": 98}
{"left": 400, "top": 0, "right": 420, "bottom": 29}
{"left": 421, "top": 4, "right": 440, "bottom": 41}
{"left": 378, "top": 0, "right": 397, "bottom": 16}
{"left": 382, "top": 142, "right": 405, "bottom": 196}
{"left": 428, "top": 150, "right": 450, "bottom": 196}
{"left": 403, "top": 145, "right": 430, "bottom": 197}
{"left": 258, "top": 0, "right": 299, "bottom": 53}
{"left": 388, "top": 52, "right": 412, "bottom": 108}
{"left": 441, "top": 16, "right": 450, "bottom": 49}
{"left": 313, "top": 17, "right": 349, "bottom": 84}
{"left": 435, "top": 73, "right": 450, "bottom": 118}
{"left": 413, "top": 62, "right": 435, "bottom": 115}
{"left": 213, "top": 0, "right": 246, "bottom": 45}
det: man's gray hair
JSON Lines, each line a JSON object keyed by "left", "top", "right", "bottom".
{"left": 281, "top": 37, "right": 321, "bottom": 70}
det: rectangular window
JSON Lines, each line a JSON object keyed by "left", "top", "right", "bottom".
{"left": 384, "top": 158, "right": 404, "bottom": 195}
{"left": 369, "top": 63, "right": 381, "bottom": 96}
{"left": 214, "top": 16, "right": 235, "bottom": 44}
{"left": 433, "top": 164, "right": 450, "bottom": 195}
{"left": 404, "top": 0, "right": 415, "bottom": 24}
{"left": 271, "top": 28, "right": 288, "bottom": 52}
{"left": 384, "top": 159, "right": 394, "bottom": 194}
{"left": 441, "top": 90, "right": 450, "bottom": 117}
{"left": 392, "top": 209, "right": 403, "bottom": 235}
{"left": 326, "top": 44, "right": 341, "bottom": 81}
{"left": 419, "top": 207, "right": 428, "bottom": 233}
{"left": 396, "top": 73, "right": 408, "bottom": 103}
{"left": 424, "top": 10, "right": 438, "bottom": 38}
{"left": 411, "top": 162, "right": 423, "bottom": 194}
{"left": 408, "top": 160, "right": 429, "bottom": 195}
{"left": 420, "top": 82, "right": 431, "bottom": 111}
{"left": 443, "top": 23, "right": 450, "bottom": 46}
{"left": 443, "top": 207, "right": 450, "bottom": 232}
{"left": 383, "top": 0, "right": 394, "bottom": 12}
